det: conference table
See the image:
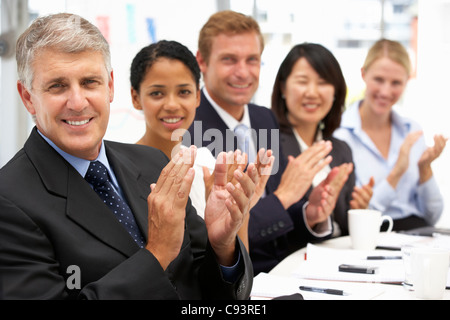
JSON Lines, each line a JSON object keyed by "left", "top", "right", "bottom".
{"left": 251, "top": 233, "right": 450, "bottom": 300}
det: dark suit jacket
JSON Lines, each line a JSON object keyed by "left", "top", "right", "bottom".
{"left": 184, "top": 91, "right": 332, "bottom": 274}
{"left": 280, "top": 128, "right": 356, "bottom": 235}
{"left": 0, "top": 127, "right": 252, "bottom": 300}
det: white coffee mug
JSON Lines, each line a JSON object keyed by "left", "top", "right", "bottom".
{"left": 411, "top": 247, "right": 450, "bottom": 299}
{"left": 348, "top": 209, "right": 393, "bottom": 250}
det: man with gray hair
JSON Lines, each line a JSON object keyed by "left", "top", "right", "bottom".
{"left": 0, "top": 13, "right": 255, "bottom": 300}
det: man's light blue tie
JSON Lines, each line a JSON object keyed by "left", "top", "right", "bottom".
{"left": 234, "top": 124, "right": 256, "bottom": 164}
{"left": 85, "top": 161, "right": 145, "bottom": 248}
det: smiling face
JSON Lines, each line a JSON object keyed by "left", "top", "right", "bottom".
{"left": 131, "top": 57, "right": 200, "bottom": 152}
{"left": 283, "top": 57, "right": 335, "bottom": 130}
{"left": 362, "top": 56, "right": 409, "bottom": 116}
{"left": 197, "top": 32, "right": 262, "bottom": 119}
{"left": 17, "top": 48, "right": 113, "bottom": 160}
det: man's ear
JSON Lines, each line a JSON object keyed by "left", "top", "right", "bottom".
{"left": 196, "top": 50, "right": 207, "bottom": 74}
{"left": 108, "top": 70, "right": 115, "bottom": 103}
{"left": 17, "top": 81, "right": 36, "bottom": 116}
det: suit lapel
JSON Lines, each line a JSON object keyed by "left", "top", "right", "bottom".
{"left": 280, "top": 129, "right": 302, "bottom": 157}
{"left": 247, "top": 105, "right": 283, "bottom": 194}
{"left": 24, "top": 128, "right": 70, "bottom": 198}
{"left": 66, "top": 171, "right": 139, "bottom": 256}
{"left": 196, "top": 91, "right": 229, "bottom": 131}
{"left": 25, "top": 128, "right": 141, "bottom": 257}
{"left": 328, "top": 138, "right": 342, "bottom": 169}
{"left": 185, "top": 91, "right": 231, "bottom": 156}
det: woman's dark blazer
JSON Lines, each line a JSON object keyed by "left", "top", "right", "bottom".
{"left": 185, "top": 91, "right": 334, "bottom": 274}
{"left": 280, "top": 128, "right": 356, "bottom": 236}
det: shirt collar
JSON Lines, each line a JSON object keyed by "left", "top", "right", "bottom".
{"left": 341, "top": 100, "right": 362, "bottom": 131}
{"left": 343, "top": 100, "right": 411, "bottom": 134}
{"left": 203, "top": 87, "right": 251, "bottom": 130}
{"left": 391, "top": 108, "right": 411, "bottom": 133}
{"left": 292, "top": 127, "right": 323, "bottom": 151}
{"left": 37, "top": 130, "right": 118, "bottom": 187}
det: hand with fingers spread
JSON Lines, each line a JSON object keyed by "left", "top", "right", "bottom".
{"left": 204, "top": 152, "right": 259, "bottom": 266}
{"left": 305, "top": 163, "right": 353, "bottom": 228}
{"left": 252, "top": 149, "right": 275, "bottom": 208}
{"left": 274, "top": 140, "right": 333, "bottom": 209}
{"left": 203, "top": 150, "right": 247, "bottom": 203}
{"left": 387, "top": 131, "right": 423, "bottom": 189}
{"left": 203, "top": 149, "right": 274, "bottom": 251}
{"left": 386, "top": 131, "right": 448, "bottom": 188}
{"left": 418, "top": 134, "right": 448, "bottom": 183}
{"left": 239, "top": 149, "right": 274, "bottom": 250}
{"left": 145, "top": 146, "right": 197, "bottom": 271}
{"left": 204, "top": 149, "right": 274, "bottom": 209}
{"left": 328, "top": 163, "right": 354, "bottom": 199}
{"left": 350, "top": 176, "right": 375, "bottom": 209}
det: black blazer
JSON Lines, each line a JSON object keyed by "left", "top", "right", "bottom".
{"left": 280, "top": 128, "right": 356, "bottom": 235}
{"left": 0, "top": 127, "right": 252, "bottom": 300}
{"left": 184, "top": 91, "right": 331, "bottom": 274}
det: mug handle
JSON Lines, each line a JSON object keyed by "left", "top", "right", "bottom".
{"left": 380, "top": 215, "right": 394, "bottom": 233}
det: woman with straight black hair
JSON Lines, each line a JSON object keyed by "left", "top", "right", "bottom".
{"left": 271, "top": 43, "right": 374, "bottom": 235}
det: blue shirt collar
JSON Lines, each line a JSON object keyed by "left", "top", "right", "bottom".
{"left": 343, "top": 100, "right": 411, "bottom": 135}
{"left": 37, "top": 130, "right": 118, "bottom": 188}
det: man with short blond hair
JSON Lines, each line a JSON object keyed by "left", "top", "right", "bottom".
{"left": 185, "top": 10, "right": 347, "bottom": 274}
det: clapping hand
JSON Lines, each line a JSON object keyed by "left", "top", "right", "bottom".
{"left": 418, "top": 134, "right": 447, "bottom": 183}
{"left": 389, "top": 131, "right": 447, "bottom": 188}
{"left": 146, "top": 146, "right": 197, "bottom": 270}
{"left": 305, "top": 163, "right": 353, "bottom": 228}
{"left": 274, "top": 141, "right": 333, "bottom": 209}
{"left": 350, "top": 176, "right": 375, "bottom": 209}
{"left": 204, "top": 152, "right": 259, "bottom": 266}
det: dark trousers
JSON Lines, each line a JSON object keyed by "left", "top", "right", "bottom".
{"left": 381, "top": 215, "right": 429, "bottom": 232}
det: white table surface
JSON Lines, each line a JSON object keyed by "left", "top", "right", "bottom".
{"left": 261, "top": 235, "right": 450, "bottom": 300}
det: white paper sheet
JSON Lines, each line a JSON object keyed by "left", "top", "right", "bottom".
{"left": 251, "top": 272, "right": 385, "bottom": 300}
{"left": 292, "top": 243, "right": 405, "bottom": 283}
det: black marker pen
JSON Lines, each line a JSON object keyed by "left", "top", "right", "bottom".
{"left": 299, "top": 286, "right": 348, "bottom": 296}
{"left": 338, "top": 264, "right": 379, "bottom": 274}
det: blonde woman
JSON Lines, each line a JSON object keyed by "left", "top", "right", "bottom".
{"left": 334, "top": 39, "right": 447, "bottom": 231}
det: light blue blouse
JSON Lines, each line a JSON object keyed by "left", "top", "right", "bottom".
{"left": 334, "top": 101, "right": 443, "bottom": 225}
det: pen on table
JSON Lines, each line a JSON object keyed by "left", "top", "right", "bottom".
{"left": 366, "top": 256, "right": 402, "bottom": 260}
{"left": 299, "top": 286, "right": 348, "bottom": 296}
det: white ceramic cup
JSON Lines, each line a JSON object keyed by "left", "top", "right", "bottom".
{"left": 411, "top": 247, "right": 450, "bottom": 299}
{"left": 348, "top": 209, "right": 393, "bottom": 250}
